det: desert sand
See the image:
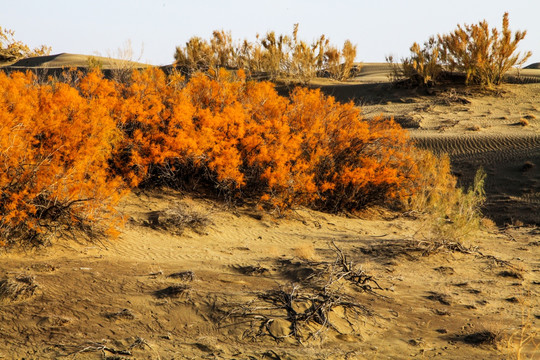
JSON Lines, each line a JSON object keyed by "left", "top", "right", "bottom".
{"left": 0, "top": 59, "right": 538, "bottom": 359}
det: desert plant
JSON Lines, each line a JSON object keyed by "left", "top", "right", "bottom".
{"left": 389, "top": 37, "right": 442, "bottom": 86}
{"left": 340, "top": 40, "right": 358, "bottom": 80}
{"left": 412, "top": 163, "right": 486, "bottom": 245}
{"left": 174, "top": 36, "right": 214, "bottom": 73}
{"left": 0, "top": 26, "right": 51, "bottom": 62}
{"left": 0, "top": 70, "right": 126, "bottom": 245}
{"left": 260, "top": 30, "right": 291, "bottom": 79}
{"left": 323, "top": 40, "right": 358, "bottom": 81}
{"left": 393, "top": 13, "right": 531, "bottom": 87}
{"left": 113, "top": 67, "right": 444, "bottom": 214}
{"left": 105, "top": 39, "right": 146, "bottom": 83}
{"left": 287, "top": 24, "right": 319, "bottom": 84}
{"left": 173, "top": 25, "right": 358, "bottom": 83}
{"left": 439, "top": 12, "right": 531, "bottom": 86}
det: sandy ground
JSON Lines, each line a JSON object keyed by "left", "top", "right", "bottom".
{"left": 0, "top": 60, "right": 538, "bottom": 359}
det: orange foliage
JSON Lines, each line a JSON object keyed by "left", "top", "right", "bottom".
{"left": 0, "top": 66, "right": 450, "bottom": 245}
{"left": 0, "top": 70, "right": 125, "bottom": 244}
{"left": 114, "top": 67, "right": 424, "bottom": 213}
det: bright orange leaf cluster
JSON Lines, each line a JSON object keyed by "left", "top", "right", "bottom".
{"left": 0, "top": 71, "right": 124, "bottom": 244}
{"left": 114, "top": 68, "right": 423, "bottom": 212}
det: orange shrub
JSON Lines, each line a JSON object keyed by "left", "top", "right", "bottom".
{"left": 0, "top": 66, "right": 466, "bottom": 245}
{"left": 114, "top": 67, "right": 425, "bottom": 213}
{"left": 0, "top": 70, "right": 125, "bottom": 245}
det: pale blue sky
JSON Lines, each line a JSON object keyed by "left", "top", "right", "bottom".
{"left": 2, "top": 0, "right": 539, "bottom": 66}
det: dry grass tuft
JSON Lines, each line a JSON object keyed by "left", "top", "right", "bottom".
{"left": 146, "top": 204, "right": 211, "bottom": 235}
{"left": 105, "top": 308, "right": 136, "bottom": 321}
{"left": 506, "top": 308, "right": 539, "bottom": 360}
{"left": 480, "top": 217, "right": 497, "bottom": 230}
{"left": 0, "top": 274, "right": 39, "bottom": 303}
{"left": 293, "top": 243, "right": 318, "bottom": 261}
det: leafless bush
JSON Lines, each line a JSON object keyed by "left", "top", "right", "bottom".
{"left": 0, "top": 274, "right": 39, "bottom": 303}
{"left": 145, "top": 204, "right": 211, "bottom": 235}
{"left": 222, "top": 282, "right": 370, "bottom": 343}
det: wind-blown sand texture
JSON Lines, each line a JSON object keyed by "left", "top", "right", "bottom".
{"left": 0, "top": 59, "right": 538, "bottom": 359}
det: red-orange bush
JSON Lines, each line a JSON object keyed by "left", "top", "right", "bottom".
{"left": 0, "top": 70, "right": 125, "bottom": 245}
{"left": 0, "top": 66, "right": 456, "bottom": 245}
{"left": 114, "top": 68, "right": 424, "bottom": 213}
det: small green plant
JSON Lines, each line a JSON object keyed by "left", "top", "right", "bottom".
{"left": 433, "top": 168, "right": 486, "bottom": 244}
{"left": 409, "top": 151, "right": 486, "bottom": 246}
{"left": 87, "top": 56, "right": 103, "bottom": 70}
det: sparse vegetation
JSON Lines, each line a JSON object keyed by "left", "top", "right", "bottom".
{"left": 174, "top": 24, "right": 359, "bottom": 83}
{"left": 0, "top": 26, "right": 51, "bottom": 62}
{"left": 389, "top": 13, "right": 532, "bottom": 87}
{"left": 0, "top": 274, "right": 38, "bottom": 303}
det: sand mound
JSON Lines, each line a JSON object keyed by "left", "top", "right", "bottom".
{"left": 7, "top": 52, "right": 148, "bottom": 69}
{"left": 524, "top": 62, "right": 540, "bottom": 69}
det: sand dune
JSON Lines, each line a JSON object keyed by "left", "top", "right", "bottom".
{"left": 6, "top": 52, "right": 148, "bottom": 69}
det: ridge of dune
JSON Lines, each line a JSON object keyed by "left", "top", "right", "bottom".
{"left": 5, "top": 52, "right": 149, "bottom": 69}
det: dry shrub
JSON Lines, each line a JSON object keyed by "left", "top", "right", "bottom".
{"left": 293, "top": 244, "right": 318, "bottom": 261}
{"left": 173, "top": 24, "right": 358, "bottom": 83}
{"left": 387, "top": 37, "right": 442, "bottom": 86}
{"left": 174, "top": 36, "right": 214, "bottom": 73}
{"left": 324, "top": 40, "right": 358, "bottom": 81}
{"left": 105, "top": 39, "right": 146, "bottom": 83}
{"left": 439, "top": 12, "right": 531, "bottom": 86}
{"left": 0, "top": 26, "right": 51, "bottom": 62}
{"left": 0, "top": 274, "right": 38, "bottom": 303}
{"left": 406, "top": 150, "right": 486, "bottom": 245}
{"left": 0, "top": 70, "right": 126, "bottom": 245}
{"left": 506, "top": 308, "right": 539, "bottom": 360}
{"left": 146, "top": 204, "right": 211, "bottom": 236}
{"left": 391, "top": 13, "right": 531, "bottom": 87}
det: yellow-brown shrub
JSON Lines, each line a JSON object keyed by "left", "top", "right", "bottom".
{"left": 173, "top": 25, "right": 358, "bottom": 83}
{"left": 0, "top": 26, "right": 51, "bottom": 62}
{"left": 439, "top": 12, "right": 531, "bottom": 86}
{"left": 392, "top": 13, "right": 531, "bottom": 87}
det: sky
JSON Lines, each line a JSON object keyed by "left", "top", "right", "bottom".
{"left": 2, "top": 0, "right": 539, "bottom": 66}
